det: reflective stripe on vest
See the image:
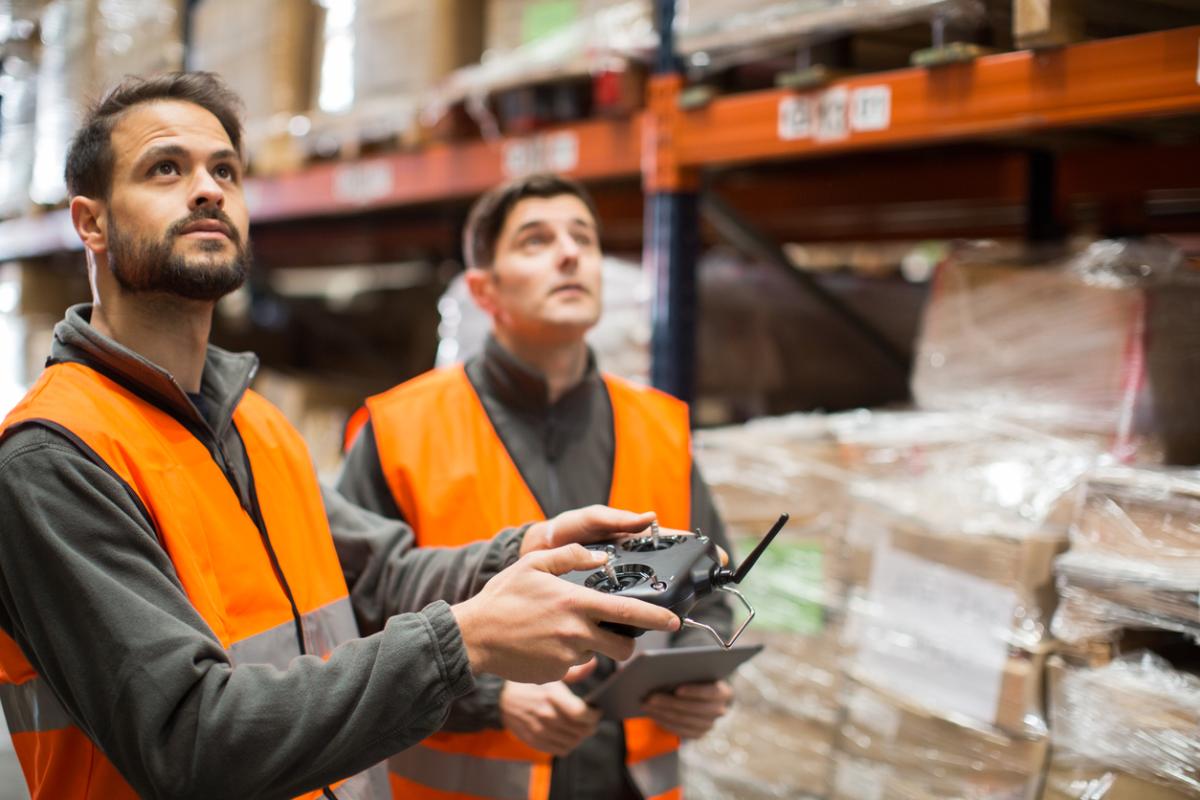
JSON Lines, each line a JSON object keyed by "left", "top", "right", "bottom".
{"left": 0, "top": 362, "right": 375, "bottom": 800}
{"left": 367, "top": 366, "right": 689, "bottom": 800}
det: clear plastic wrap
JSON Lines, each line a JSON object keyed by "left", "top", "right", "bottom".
{"left": 831, "top": 752, "right": 1042, "bottom": 800}
{"left": 828, "top": 409, "right": 1103, "bottom": 735}
{"left": 92, "top": 0, "right": 183, "bottom": 92}
{"left": 0, "top": 38, "right": 37, "bottom": 218}
{"left": 435, "top": 256, "right": 652, "bottom": 383}
{"left": 29, "top": 0, "right": 90, "bottom": 206}
{"left": 912, "top": 239, "right": 1200, "bottom": 463}
{"left": 190, "top": 0, "right": 318, "bottom": 161}
{"left": 684, "top": 633, "right": 843, "bottom": 798}
{"left": 28, "top": 0, "right": 183, "bottom": 206}
{"left": 829, "top": 409, "right": 1102, "bottom": 538}
{"left": 829, "top": 678, "right": 1047, "bottom": 800}
{"left": 676, "top": 0, "right": 986, "bottom": 73}
{"left": 430, "top": 1, "right": 654, "bottom": 120}
{"left": 1051, "top": 467, "right": 1200, "bottom": 644}
{"left": 1048, "top": 653, "right": 1200, "bottom": 795}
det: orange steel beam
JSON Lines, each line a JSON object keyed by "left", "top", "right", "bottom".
{"left": 246, "top": 115, "right": 644, "bottom": 223}
{"left": 676, "top": 26, "right": 1200, "bottom": 168}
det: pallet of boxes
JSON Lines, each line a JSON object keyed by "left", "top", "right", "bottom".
{"left": 681, "top": 237, "right": 1199, "bottom": 799}
{"left": 1044, "top": 466, "right": 1200, "bottom": 799}
{"left": 685, "top": 414, "right": 848, "bottom": 799}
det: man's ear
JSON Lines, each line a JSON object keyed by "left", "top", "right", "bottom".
{"left": 70, "top": 195, "right": 108, "bottom": 255}
{"left": 464, "top": 267, "right": 498, "bottom": 316}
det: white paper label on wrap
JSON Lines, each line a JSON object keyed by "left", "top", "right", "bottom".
{"left": 851, "top": 543, "right": 1019, "bottom": 726}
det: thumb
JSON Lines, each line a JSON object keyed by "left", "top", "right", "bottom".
{"left": 563, "top": 657, "right": 597, "bottom": 685}
{"left": 525, "top": 543, "right": 607, "bottom": 576}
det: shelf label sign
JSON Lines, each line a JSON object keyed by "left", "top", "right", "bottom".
{"left": 332, "top": 161, "right": 395, "bottom": 206}
{"left": 816, "top": 87, "right": 850, "bottom": 142}
{"left": 779, "top": 84, "right": 891, "bottom": 143}
{"left": 850, "top": 85, "right": 891, "bottom": 132}
{"left": 503, "top": 131, "right": 580, "bottom": 178}
{"left": 778, "top": 96, "right": 814, "bottom": 141}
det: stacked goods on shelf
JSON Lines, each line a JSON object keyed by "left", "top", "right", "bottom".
{"left": 674, "top": 0, "right": 986, "bottom": 73}
{"left": 29, "top": 0, "right": 182, "bottom": 206}
{"left": 1052, "top": 468, "right": 1200, "bottom": 645}
{"left": 190, "top": 0, "right": 317, "bottom": 174}
{"left": 0, "top": 3, "right": 37, "bottom": 218}
{"left": 912, "top": 239, "right": 1200, "bottom": 465}
{"left": 1043, "top": 653, "right": 1200, "bottom": 799}
{"left": 684, "top": 414, "right": 846, "bottom": 799}
{"left": 1045, "top": 466, "right": 1200, "bottom": 798}
{"left": 438, "top": 0, "right": 653, "bottom": 128}
{"left": 827, "top": 410, "right": 1099, "bottom": 800}
{"left": 307, "top": 0, "right": 484, "bottom": 157}
{"left": 0, "top": 260, "right": 90, "bottom": 413}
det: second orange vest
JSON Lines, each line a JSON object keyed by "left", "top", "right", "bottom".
{"left": 366, "top": 365, "right": 690, "bottom": 800}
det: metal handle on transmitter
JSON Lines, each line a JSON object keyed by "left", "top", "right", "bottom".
{"left": 681, "top": 586, "right": 755, "bottom": 649}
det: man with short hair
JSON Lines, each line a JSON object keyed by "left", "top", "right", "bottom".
{"left": 0, "top": 73, "right": 680, "bottom": 800}
{"left": 339, "top": 174, "right": 735, "bottom": 800}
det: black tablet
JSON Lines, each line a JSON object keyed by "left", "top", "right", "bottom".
{"left": 584, "top": 643, "right": 764, "bottom": 720}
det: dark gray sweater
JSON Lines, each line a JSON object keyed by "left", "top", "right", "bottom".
{"left": 0, "top": 305, "right": 524, "bottom": 799}
{"left": 338, "top": 335, "right": 733, "bottom": 800}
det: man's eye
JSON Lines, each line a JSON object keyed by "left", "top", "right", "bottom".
{"left": 152, "top": 162, "right": 179, "bottom": 176}
{"left": 521, "top": 235, "right": 550, "bottom": 248}
{"left": 214, "top": 164, "right": 236, "bottom": 180}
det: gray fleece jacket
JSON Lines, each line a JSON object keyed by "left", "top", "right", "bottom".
{"left": 0, "top": 304, "right": 523, "bottom": 799}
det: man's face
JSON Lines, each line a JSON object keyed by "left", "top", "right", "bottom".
{"left": 482, "top": 194, "right": 603, "bottom": 342}
{"left": 102, "top": 100, "right": 251, "bottom": 301}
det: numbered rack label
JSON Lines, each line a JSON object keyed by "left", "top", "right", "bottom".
{"left": 778, "top": 85, "right": 892, "bottom": 142}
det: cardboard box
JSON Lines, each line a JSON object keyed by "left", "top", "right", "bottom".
{"left": 836, "top": 679, "right": 1048, "bottom": 778}
{"left": 484, "top": 0, "right": 636, "bottom": 53}
{"left": 843, "top": 603, "right": 1049, "bottom": 736}
{"left": 683, "top": 702, "right": 835, "bottom": 800}
{"left": 840, "top": 497, "right": 1066, "bottom": 628}
{"left": 1046, "top": 655, "right": 1200, "bottom": 793}
{"left": 353, "top": 0, "right": 483, "bottom": 101}
{"left": 831, "top": 752, "right": 1042, "bottom": 800}
{"left": 1043, "top": 761, "right": 1199, "bottom": 800}
{"left": 191, "top": 0, "right": 318, "bottom": 123}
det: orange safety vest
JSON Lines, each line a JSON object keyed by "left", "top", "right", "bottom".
{"left": 365, "top": 365, "right": 689, "bottom": 800}
{"left": 0, "top": 362, "right": 388, "bottom": 800}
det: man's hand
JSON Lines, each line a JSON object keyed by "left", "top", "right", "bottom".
{"left": 641, "top": 681, "right": 733, "bottom": 739}
{"left": 520, "top": 505, "right": 656, "bottom": 556}
{"left": 499, "top": 669, "right": 603, "bottom": 756}
{"left": 451, "top": 544, "right": 680, "bottom": 683}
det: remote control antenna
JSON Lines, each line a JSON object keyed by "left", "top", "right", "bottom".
{"left": 650, "top": 520, "right": 660, "bottom": 549}
{"left": 714, "top": 513, "right": 789, "bottom": 587}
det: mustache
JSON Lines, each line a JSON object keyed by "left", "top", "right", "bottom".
{"left": 167, "top": 208, "right": 241, "bottom": 246}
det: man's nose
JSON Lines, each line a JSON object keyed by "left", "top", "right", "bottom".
{"left": 190, "top": 169, "right": 225, "bottom": 210}
{"left": 558, "top": 231, "right": 581, "bottom": 264}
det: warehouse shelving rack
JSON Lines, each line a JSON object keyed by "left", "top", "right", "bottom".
{"left": 2, "top": 11, "right": 1199, "bottom": 401}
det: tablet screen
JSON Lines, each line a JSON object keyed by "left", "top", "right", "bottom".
{"left": 585, "top": 643, "right": 764, "bottom": 720}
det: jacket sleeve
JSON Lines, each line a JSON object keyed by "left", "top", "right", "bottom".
{"left": 321, "top": 481, "right": 523, "bottom": 637}
{"left": 0, "top": 425, "right": 477, "bottom": 800}
{"left": 671, "top": 462, "right": 736, "bottom": 648}
{"left": 332, "top": 418, "right": 523, "bottom": 732}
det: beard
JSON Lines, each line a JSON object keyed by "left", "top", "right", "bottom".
{"left": 107, "top": 208, "right": 251, "bottom": 302}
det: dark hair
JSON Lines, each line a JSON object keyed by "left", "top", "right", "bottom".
{"left": 463, "top": 173, "right": 600, "bottom": 269}
{"left": 65, "top": 71, "right": 244, "bottom": 200}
